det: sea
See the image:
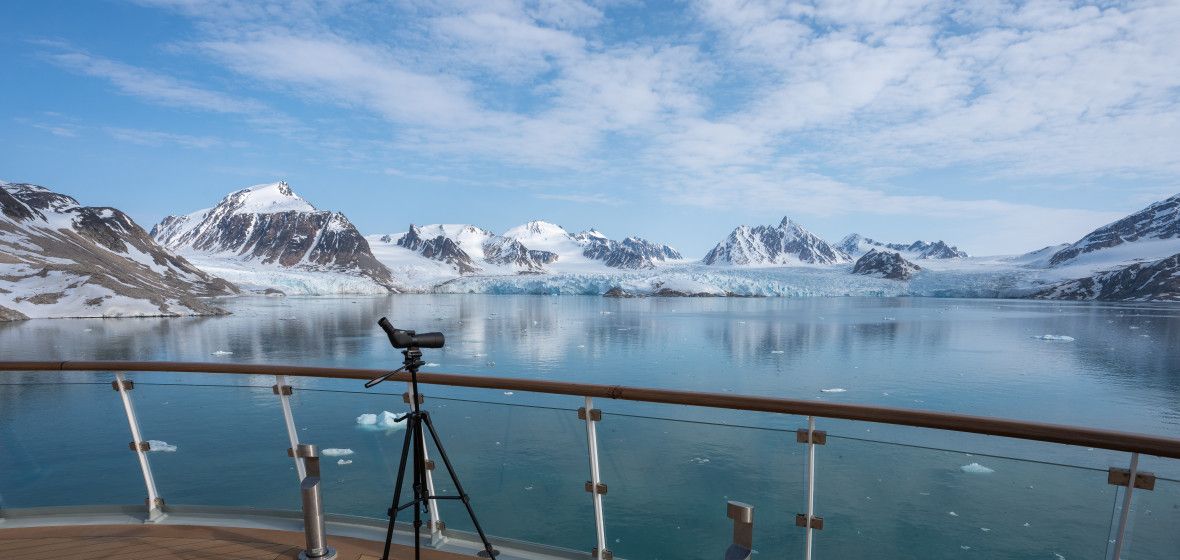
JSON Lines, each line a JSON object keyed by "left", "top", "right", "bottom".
{"left": 2, "top": 295, "right": 1178, "bottom": 559}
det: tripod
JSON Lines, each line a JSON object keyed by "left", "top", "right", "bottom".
{"left": 367, "top": 345, "right": 498, "bottom": 560}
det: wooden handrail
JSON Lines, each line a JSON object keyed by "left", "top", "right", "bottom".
{"left": 2, "top": 360, "right": 1179, "bottom": 459}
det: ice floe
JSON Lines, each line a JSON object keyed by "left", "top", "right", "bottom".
{"left": 960, "top": 462, "right": 995, "bottom": 474}
{"left": 211, "top": 350, "right": 234, "bottom": 356}
{"left": 356, "top": 411, "right": 407, "bottom": 429}
{"left": 147, "top": 440, "right": 177, "bottom": 452}
{"left": 337, "top": 459, "right": 353, "bottom": 465}
{"left": 821, "top": 388, "right": 847, "bottom": 393}
{"left": 321, "top": 448, "right": 354, "bottom": 457}
{"left": 1031, "top": 335, "right": 1075, "bottom": 341}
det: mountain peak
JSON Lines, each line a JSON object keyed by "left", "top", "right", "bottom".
{"left": 227, "top": 181, "right": 316, "bottom": 214}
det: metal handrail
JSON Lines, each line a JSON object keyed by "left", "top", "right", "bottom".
{"left": 2, "top": 360, "right": 1180, "bottom": 459}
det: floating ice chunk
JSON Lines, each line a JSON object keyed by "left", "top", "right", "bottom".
{"left": 689, "top": 457, "right": 710, "bottom": 464}
{"left": 770, "top": 350, "right": 784, "bottom": 354}
{"left": 503, "top": 391, "right": 514, "bottom": 396}
{"left": 1031, "top": 335, "right": 1075, "bottom": 341}
{"left": 948, "top": 511, "right": 958, "bottom": 517}
{"left": 980, "top": 527, "right": 990, "bottom": 532}
{"left": 1053, "top": 554, "right": 1065, "bottom": 560}
{"left": 321, "top": 448, "right": 354, "bottom": 457}
{"left": 960, "top": 462, "right": 994, "bottom": 474}
{"left": 211, "top": 350, "right": 234, "bottom": 356}
{"left": 337, "top": 459, "right": 353, "bottom": 465}
{"left": 524, "top": 485, "right": 534, "bottom": 490}
{"left": 424, "top": 362, "right": 441, "bottom": 367}
{"left": 357, "top": 411, "right": 407, "bottom": 429}
{"left": 147, "top": 440, "right": 177, "bottom": 452}
{"left": 960, "top": 546, "right": 971, "bottom": 550}
{"left": 821, "top": 388, "right": 847, "bottom": 393}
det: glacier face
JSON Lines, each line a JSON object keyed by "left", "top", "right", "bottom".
{"left": 704, "top": 217, "right": 850, "bottom": 265}
{"left": 152, "top": 182, "right": 397, "bottom": 295}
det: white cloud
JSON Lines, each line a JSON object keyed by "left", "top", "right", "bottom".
{"left": 105, "top": 127, "right": 226, "bottom": 149}
{"left": 47, "top": 50, "right": 268, "bottom": 114}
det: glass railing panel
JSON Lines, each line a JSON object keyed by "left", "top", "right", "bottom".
{"left": 1120, "top": 475, "right": 1180, "bottom": 559}
{"left": 815, "top": 433, "right": 1119, "bottom": 560}
{"left": 130, "top": 382, "right": 299, "bottom": 510}
{"left": 0, "top": 382, "right": 145, "bottom": 508}
{"left": 595, "top": 410, "right": 806, "bottom": 560}
{"left": 290, "top": 387, "right": 590, "bottom": 551}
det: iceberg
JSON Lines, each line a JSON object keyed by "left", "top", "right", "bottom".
{"left": 147, "top": 440, "right": 177, "bottom": 452}
{"left": 356, "top": 410, "right": 407, "bottom": 430}
{"left": 321, "top": 448, "right": 354, "bottom": 457}
{"left": 960, "top": 462, "right": 995, "bottom": 474}
{"left": 1032, "top": 335, "right": 1075, "bottom": 341}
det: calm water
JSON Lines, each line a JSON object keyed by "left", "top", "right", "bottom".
{"left": 2, "top": 295, "right": 1179, "bottom": 559}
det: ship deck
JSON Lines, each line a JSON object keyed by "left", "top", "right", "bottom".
{"left": 0, "top": 523, "right": 467, "bottom": 560}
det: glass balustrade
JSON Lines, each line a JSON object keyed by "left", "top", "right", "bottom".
{"left": 0, "top": 372, "right": 1177, "bottom": 560}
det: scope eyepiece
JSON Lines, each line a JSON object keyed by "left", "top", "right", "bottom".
{"left": 378, "top": 317, "right": 445, "bottom": 349}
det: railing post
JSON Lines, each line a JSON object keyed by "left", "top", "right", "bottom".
{"left": 1108, "top": 452, "right": 1156, "bottom": 560}
{"left": 407, "top": 381, "right": 444, "bottom": 546}
{"left": 724, "top": 501, "right": 754, "bottom": 560}
{"left": 292, "top": 444, "right": 336, "bottom": 560}
{"left": 274, "top": 375, "right": 307, "bottom": 482}
{"left": 796, "top": 416, "right": 825, "bottom": 560}
{"left": 581, "top": 396, "right": 610, "bottom": 559}
{"left": 113, "top": 372, "right": 164, "bottom": 521}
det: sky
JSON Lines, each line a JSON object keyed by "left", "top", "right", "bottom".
{"left": 2, "top": 0, "right": 1179, "bottom": 257}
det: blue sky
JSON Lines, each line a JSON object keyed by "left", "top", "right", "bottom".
{"left": 2, "top": 0, "right": 1179, "bottom": 257}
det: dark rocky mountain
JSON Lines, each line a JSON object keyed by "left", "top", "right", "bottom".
{"left": 839, "top": 234, "right": 967, "bottom": 259}
{"left": 152, "top": 182, "right": 397, "bottom": 292}
{"left": 704, "top": 218, "right": 850, "bottom": 265}
{"left": 390, "top": 224, "right": 558, "bottom": 274}
{"left": 1031, "top": 253, "right": 1180, "bottom": 301}
{"left": 851, "top": 249, "right": 921, "bottom": 280}
{"left": 1048, "top": 193, "right": 1180, "bottom": 267}
{"left": 577, "top": 230, "right": 684, "bottom": 269}
{"left": 1, "top": 181, "right": 237, "bottom": 320}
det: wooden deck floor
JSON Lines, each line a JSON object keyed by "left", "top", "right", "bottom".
{"left": 0, "top": 523, "right": 472, "bottom": 560}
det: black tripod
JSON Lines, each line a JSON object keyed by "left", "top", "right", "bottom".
{"left": 366, "top": 319, "right": 498, "bottom": 560}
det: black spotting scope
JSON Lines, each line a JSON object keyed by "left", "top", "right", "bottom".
{"left": 377, "top": 317, "right": 445, "bottom": 349}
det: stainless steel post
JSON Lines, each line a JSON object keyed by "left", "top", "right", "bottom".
{"left": 114, "top": 372, "right": 164, "bottom": 521}
{"left": 1110, "top": 452, "right": 1140, "bottom": 560}
{"left": 805, "top": 416, "right": 817, "bottom": 560}
{"left": 583, "top": 396, "right": 610, "bottom": 559}
{"left": 275, "top": 375, "right": 307, "bottom": 482}
{"left": 724, "top": 501, "right": 753, "bottom": 560}
{"left": 295, "top": 443, "right": 336, "bottom": 560}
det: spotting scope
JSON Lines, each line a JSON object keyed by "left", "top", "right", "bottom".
{"left": 377, "top": 317, "right": 445, "bottom": 349}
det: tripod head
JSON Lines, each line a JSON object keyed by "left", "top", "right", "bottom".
{"left": 364, "top": 317, "right": 444, "bottom": 390}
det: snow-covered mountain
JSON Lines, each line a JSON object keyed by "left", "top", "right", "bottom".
{"left": 1, "top": 182, "right": 237, "bottom": 319}
{"left": 839, "top": 234, "right": 967, "bottom": 259}
{"left": 502, "top": 221, "right": 682, "bottom": 269}
{"left": 703, "top": 217, "right": 850, "bottom": 266}
{"left": 152, "top": 182, "right": 397, "bottom": 294}
{"left": 851, "top": 249, "right": 921, "bottom": 280}
{"left": 1032, "top": 252, "right": 1180, "bottom": 301}
{"left": 1048, "top": 193, "right": 1180, "bottom": 268}
{"left": 387, "top": 224, "right": 556, "bottom": 274}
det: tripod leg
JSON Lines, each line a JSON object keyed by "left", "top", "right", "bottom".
{"left": 422, "top": 412, "right": 498, "bottom": 557}
{"left": 382, "top": 415, "right": 416, "bottom": 560}
{"left": 413, "top": 415, "right": 424, "bottom": 560}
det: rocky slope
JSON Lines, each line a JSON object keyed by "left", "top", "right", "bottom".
{"left": 1032, "top": 253, "right": 1180, "bottom": 301}
{"left": 152, "top": 182, "right": 397, "bottom": 294}
{"left": 1, "top": 181, "right": 237, "bottom": 319}
{"left": 703, "top": 218, "right": 850, "bottom": 265}
{"left": 851, "top": 249, "right": 921, "bottom": 280}
{"left": 1048, "top": 193, "right": 1180, "bottom": 267}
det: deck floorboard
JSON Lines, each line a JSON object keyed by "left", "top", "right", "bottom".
{"left": 0, "top": 523, "right": 472, "bottom": 560}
